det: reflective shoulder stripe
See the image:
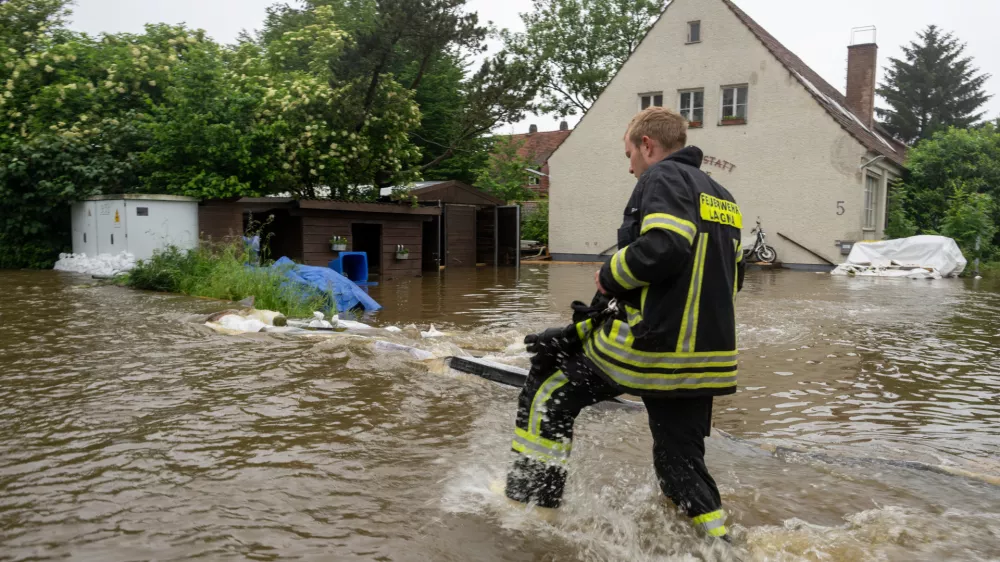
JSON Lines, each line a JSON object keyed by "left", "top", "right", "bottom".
{"left": 641, "top": 213, "right": 697, "bottom": 245}
{"left": 575, "top": 318, "right": 595, "bottom": 340}
{"left": 610, "top": 247, "right": 646, "bottom": 290}
{"left": 677, "top": 233, "right": 709, "bottom": 353}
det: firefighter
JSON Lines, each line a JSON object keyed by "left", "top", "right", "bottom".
{"left": 503, "top": 107, "right": 745, "bottom": 542}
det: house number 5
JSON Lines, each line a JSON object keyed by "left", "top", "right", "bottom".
{"left": 836, "top": 201, "right": 845, "bottom": 215}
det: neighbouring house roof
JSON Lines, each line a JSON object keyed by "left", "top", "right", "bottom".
{"left": 721, "top": 0, "right": 907, "bottom": 166}
{"left": 508, "top": 129, "right": 573, "bottom": 168}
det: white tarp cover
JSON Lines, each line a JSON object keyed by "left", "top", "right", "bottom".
{"left": 831, "top": 235, "right": 967, "bottom": 278}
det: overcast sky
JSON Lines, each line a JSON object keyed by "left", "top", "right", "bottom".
{"left": 69, "top": 0, "right": 1000, "bottom": 135}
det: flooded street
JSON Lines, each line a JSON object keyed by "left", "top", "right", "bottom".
{"left": 1, "top": 266, "right": 998, "bottom": 561}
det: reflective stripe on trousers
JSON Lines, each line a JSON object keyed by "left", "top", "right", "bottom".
{"left": 692, "top": 509, "right": 727, "bottom": 537}
{"left": 512, "top": 370, "right": 573, "bottom": 466}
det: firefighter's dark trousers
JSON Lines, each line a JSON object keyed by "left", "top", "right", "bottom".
{"left": 505, "top": 353, "right": 727, "bottom": 538}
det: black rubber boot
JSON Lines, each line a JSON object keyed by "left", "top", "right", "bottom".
{"left": 504, "top": 456, "right": 567, "bottom": 509}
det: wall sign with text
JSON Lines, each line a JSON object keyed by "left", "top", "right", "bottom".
{"left": 703, "top": 156, "right": 736, "bottom": 173}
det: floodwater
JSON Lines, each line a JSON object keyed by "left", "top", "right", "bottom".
{"left": 0, "top": 265, "right": 998, "bottom": 561}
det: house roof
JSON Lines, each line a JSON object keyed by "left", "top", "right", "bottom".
{"left": 721, "top": 0, "right": 906, "bottom": 166}
{"left": 509, "top": 129, "right": 572, "bottom": 168}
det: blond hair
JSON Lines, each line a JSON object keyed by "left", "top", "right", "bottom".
{"left": 626, "top": 107, "right": 688, "bottom": 152}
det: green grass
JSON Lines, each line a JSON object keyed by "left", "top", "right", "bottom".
{"left": 976, "top": 261, "right": 1000, "bottom": 278}
{"left": 120, "top": 240, "right": 329, "bottom": 318}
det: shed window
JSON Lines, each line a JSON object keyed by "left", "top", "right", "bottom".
{"left": 639, "top": 92, "right": 663, "bottom": 111}
{"left": 687, "top": 21, "right": 701, "bottom": 43}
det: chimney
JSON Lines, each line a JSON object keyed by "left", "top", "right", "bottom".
{"left": 528, "top": 124, "right": 538, "bottom": 134}
{"left": 846, "top": 26, "right": 878, "bottom": 128}
{"left": 559, "top": 120, "right": 568, "bottom": 131}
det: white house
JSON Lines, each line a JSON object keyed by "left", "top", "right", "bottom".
{"left": 548, "top": 0, "right": 906, "bottom": 268}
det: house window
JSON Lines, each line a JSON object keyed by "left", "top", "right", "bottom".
{"left": 864, "top": 173, "right": 880, "bottom": 231}
{"left": 528, "top": 174, "right": 540, "bottom": 186}
{"left": 639, "top": 92, "right": 663, "bottom": 110}
{"left": 720, "top": 85, "right": 748, "bottom": 123}
{"left": 687, "top": 21, "right": 701, "bottom": 43}
{"left": 679, "top": 90, "right": 704, "bottom": 125}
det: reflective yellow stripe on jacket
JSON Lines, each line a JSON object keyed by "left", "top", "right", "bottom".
{"left": 582, "top": 320, "right": 738, "bottom": 392}
{"left": 641, "top": 213, "right": 697, "bottom": 245}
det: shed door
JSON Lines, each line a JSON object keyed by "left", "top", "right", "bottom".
{"left": 497, "top": 205, "right": 521, "bottom": 266}
{"left": 96, "top": 199, "right": 127, "bottom": 255}
{"left": 444, "top": 204, "right": 476, "bottom": 267}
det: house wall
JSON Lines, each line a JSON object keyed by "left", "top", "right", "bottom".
{"left": 549, "top": 0, "right": 900, "bottom": 266}
{"left": 300, "top": 211, "right": 427, "bottom": 279}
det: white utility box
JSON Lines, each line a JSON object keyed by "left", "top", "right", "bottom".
{"left": 71, "top": 195, "right": 199, "bottom": 260}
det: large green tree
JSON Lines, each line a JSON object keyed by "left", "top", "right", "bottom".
{"left": 504, "top": 0, "right": 664, "bottom": 117}
{"left": 145, "top": 6, "right": 422, "bottom": 199}
{"left": 877, "top": 25, "right": 992, "bottom": 145}
{"left": 259, "top": 0, "right": 538, "bottom": 183}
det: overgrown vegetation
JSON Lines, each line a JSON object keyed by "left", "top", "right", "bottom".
{"left": 521, "top": 200, "right": 549, "bottom": 246}
{"left": 474, "top": 136, "right": 535, "bottom": 203}
{"left": 122, "top": 219, "right": 328, "bottom": 317}
{"left": 888, "top": 125, "right": 1000, "bottom": 271}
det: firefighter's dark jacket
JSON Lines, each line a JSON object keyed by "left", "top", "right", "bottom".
{"left": 580, "top": 145, "right": 745, "bottom": 398}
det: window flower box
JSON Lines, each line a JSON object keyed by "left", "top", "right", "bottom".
{"left": 688, "top": 120, "right": 703, "bottom": 128}
{"left": 395, "top": 245, "right": 410, "bottom": 260}
{"left": 330, "top": 236, "right": 348, "bottom": 252}
{"left": 720, "top": 116, "right": 746, "bottom": 126}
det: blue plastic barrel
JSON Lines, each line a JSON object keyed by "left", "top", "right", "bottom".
{"left": 328, "top": 251, "right": 369, "bottom": 283}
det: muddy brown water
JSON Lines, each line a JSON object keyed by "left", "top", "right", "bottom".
{"left": 0, "top": 266, "right": 997, "bottom": 561}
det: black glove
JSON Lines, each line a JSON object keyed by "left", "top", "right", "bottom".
{"left": 524, "top": 326, "right": 569, "bottom": 354}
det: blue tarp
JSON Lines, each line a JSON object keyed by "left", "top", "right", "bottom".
{"left": 271, "top": 257, "right": 382, "bottom": 314}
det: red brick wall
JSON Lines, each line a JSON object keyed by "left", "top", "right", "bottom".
{"left": 527, "top": 162, "right": 551, "bottom": 197}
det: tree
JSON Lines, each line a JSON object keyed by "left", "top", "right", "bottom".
{"left": 900, "top": 124, "right": 1000, "bottom": 237}
{"left": 146, "top": 8, "right": 423, "bottom": 199}
{"left": 474, "top": 136, "right": 535, "bottom": 202}
{"left": 877, "top": 25, "right": 992, "bottom": 145}
{"left": 259, "top": 0, "right": 538, "bottom": 181}
{"left": 883, "top": 182, "right": 918, "bottom": 239}
{"left": 504, "top": 0, "right": 664, "bottom": 117}
{"left": 521, "top": 200, "right": 549, "bottom": 245}
{"left": 940, "top": 187, "right": 996, "bottom": 262}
